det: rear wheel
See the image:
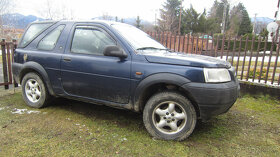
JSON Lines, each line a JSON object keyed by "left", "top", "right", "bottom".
{"left": 21, "top": 72, "right": 51, "bottom": 108}
{"left": 143, "top": 91, "right": 197, "bottom": 141}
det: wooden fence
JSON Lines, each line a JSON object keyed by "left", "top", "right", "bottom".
{"left": 0, "top": 39, "right": 18, "bottom": 89}
{"left": 147, "top": 31, "right": 280, "bottom": 86}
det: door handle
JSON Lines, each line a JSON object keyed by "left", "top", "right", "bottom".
{"left": 63, "top": 57, "right": 72, "bottom": 62}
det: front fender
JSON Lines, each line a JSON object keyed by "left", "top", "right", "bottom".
{"left": 133, "top": 73, "right": 191, "bottom": 111}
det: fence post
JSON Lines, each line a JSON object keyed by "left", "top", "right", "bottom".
{"left": 221, "top": 34, "right": 225, "bottom": 59}
{"left": 200, "top": 34, "right": 204, "bottom": 54}
{"left": 169, "top": 33, "right": 172, "bottom": 50}
{"left": 205, "top": 35, "right": 209, "bottom": 55}
{"left": 226, "top": 35, "right": 231, "bottom": 60}
{"left": 173, "top": 33, "right": 177, "bottom": 51}
{"left": 6, "top": 43, "right": 12, "bottom": 84}
{"left": 240, "top": 36, "right": 249, "bottom": 80}
{"left": 265, "top": 28, "right": 279, "bottom": 84}
{"left": 252, "top": 36, "right": 262, "bottom": 82}
{"left": 246, "top": 35, "right": 256, "bottom": 81}
{"left": 182, "top": 34, "right": 186, "bottom": 53}
{"left": 215, "top": 35, "right": 220, "bottom": 57}
{"left": 12, "top": 39, "right": 18, "bottom": 88}
{"left": 259, "top": 37, "right": 268, "bottom": 82}
{"left": 1, "top": 39, "right": 9, "bottom": 89}
{"left": 236, "top": 37, "right": 243, "bottom": 77}
{"left": 231, "top": 36, "right": 237, "bottom": 65}
{"left": 186, "top": 34, "right": 190, "bottom": 53}
{"left": 271, "top": 36, "right": 280, "bottom": 84}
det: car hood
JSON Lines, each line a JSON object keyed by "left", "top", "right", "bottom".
{"left": 142, "top": 51, "right": 231, "bottom": 68}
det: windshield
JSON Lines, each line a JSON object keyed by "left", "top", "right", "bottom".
{"left": 111, "top": 23, "right": 166, "bottom": 51}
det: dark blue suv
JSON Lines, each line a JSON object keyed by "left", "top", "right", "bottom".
{"left": 12, "top": 20, "right": 239, "bottom": 141}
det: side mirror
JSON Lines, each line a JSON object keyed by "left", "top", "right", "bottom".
{"left": 103, "top": 45, "right": 128, "bottom": 58}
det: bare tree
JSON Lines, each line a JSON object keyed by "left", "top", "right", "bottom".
{"left": 0, "top": 0, "right": 14, "bottom": 38}
{"left": 101, "top": 12, "right": 113, "bottom": 21}
{"left": 38, "top": 0, "right": 75, "bottom": 20}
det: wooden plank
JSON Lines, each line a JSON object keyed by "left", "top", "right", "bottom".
{"left": 6, "top": 43, "right": 12, "bottom": 84}
{"left": 186, "top": 34, "right": 190, "bottom": 53}
{"left": 221, "top": 34, "right": 225, "bottom": 59}
{"left": 246, "top": 36, "right": 256, "bottom": 81}
{"left": 259, "top": 37, "right": 268, "bottom": 82}
{"left": 240, "top": 36, "right": 249, "bottom": 80}
{"left": 195, "top": 35, "right": 199, "bottom": 54}
{"left": 191, "top": 35, "right": 194, "bottom": 54}
{"left": 182, "top": 34, "right": 186, "bottom": 53}
{"left": 169, "top": 33, "right": 172, "bottom": 50}
{"left": 226, "top": 35, "right": 231, "bottom": 60}
{"left": 12, "top": 39, "right": 18, "bottom": 87}
{"left": 205, "top": 35, "right": 209, "bottom": 55}
{"left": 235, "top": 37, "right": 243, "bottom": 77}
{"left": 271, "top": 36, "right": 280, "bottom": 84}
{"left": 265, "top": 32, "right": 278, "bottom": 83}
{"left": 1, "top": 39, "right": 9, "bottom": 89}
{"left": 252, "top": 36, "right": 262, "bottom": 82}
{"left": 231, "top": 36, "right": 237, "bottom": 65}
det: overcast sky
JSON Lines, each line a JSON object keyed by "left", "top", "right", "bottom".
{"left": 14, "top": 0, "right": 278, "bottom": 21}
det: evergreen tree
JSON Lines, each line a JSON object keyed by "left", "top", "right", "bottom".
{"left": 135, "top": 16, "right": 142, "bottom": 29}
{"left": 158, "top": 0, "right": 181, "bottom": 33}
{"left": 181, "top": 5, "right": 199, "bottom": 34}
{"left": 197, "top": 9, "right": 207, "bottom": 33}
{"left": 260, "top": 28, "right": 269, "bottom": 38}
{"left": 208, "top": 0, "right": 230, "bottom": 33}
{"left": 228, "top": 3, "right": 243, "bottom": 35}
{"left": 180, "top": 6, "right": 208, "bottom": 34}
{"left": 238, "top": 6, "right": 252, "bottom": 35}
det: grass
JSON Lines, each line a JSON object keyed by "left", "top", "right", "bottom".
{"left": 0, "top": 90, "right": 279, "bottom": 156}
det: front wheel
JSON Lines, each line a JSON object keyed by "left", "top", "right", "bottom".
{"left": 143, "top": 91, "right": 197, "bottom": 141}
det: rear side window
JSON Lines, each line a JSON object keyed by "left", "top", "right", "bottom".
{"left": 71, "top": 27, "right": 116, "bottom": 55}
{"left": 19, "top": 23, "right": 53, "bottom": 47}
{"left": 38, "top": 25, "right": 65, "bottom": 51}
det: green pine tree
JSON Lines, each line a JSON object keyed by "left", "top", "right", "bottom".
{"left": 238, "top": 7, "right": 252, "bottom": 36}
{"left": 135, "top": 16, "right": 142, "bottom": 29}
{"left": 158, "top": 0, "right": 181, "bottom": 33}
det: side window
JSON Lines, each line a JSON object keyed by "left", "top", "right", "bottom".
{"left": 71, "top": 27, "right": 116, "bottom": 55}
{"left": 19, "top": 23, "right": 53, "bottom": 47}
{"left": 38, "top": 25, "right": 65, "bottom": 51}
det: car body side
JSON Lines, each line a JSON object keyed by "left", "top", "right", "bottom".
{"left": 12, "top": 21, "right": 239, "bottom": 121}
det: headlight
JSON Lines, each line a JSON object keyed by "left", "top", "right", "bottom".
{"left": 204, "top": 68, "right": 231, "bottom": 83}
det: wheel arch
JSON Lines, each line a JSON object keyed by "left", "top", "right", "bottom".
{"left": 133, "top": 73, "right": 200, "bottom": 117}
{"left": 19, "top": 61, "right": 56, "bottom": 96}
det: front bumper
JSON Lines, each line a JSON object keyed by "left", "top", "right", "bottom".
{"left": 181, "top": 80, "right": 240, "bottom": 121}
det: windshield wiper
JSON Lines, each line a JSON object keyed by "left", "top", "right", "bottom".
{"left": 136, "top": 47, "right": 170, "bottom": 51}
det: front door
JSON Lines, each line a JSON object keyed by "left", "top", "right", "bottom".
{"left": 61, "top": 25, "right": 131, "bottom": 104}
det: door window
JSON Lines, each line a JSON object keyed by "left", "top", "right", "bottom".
{"left": 38, "top": 25, "right": 65, "bottom": 51}
{"left": 71, "top": 27, "right": 116, "bottom": 55}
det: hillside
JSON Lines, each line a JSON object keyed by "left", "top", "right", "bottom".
{"left": 2, "top": 13, "right": 44, "bottom": 29}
